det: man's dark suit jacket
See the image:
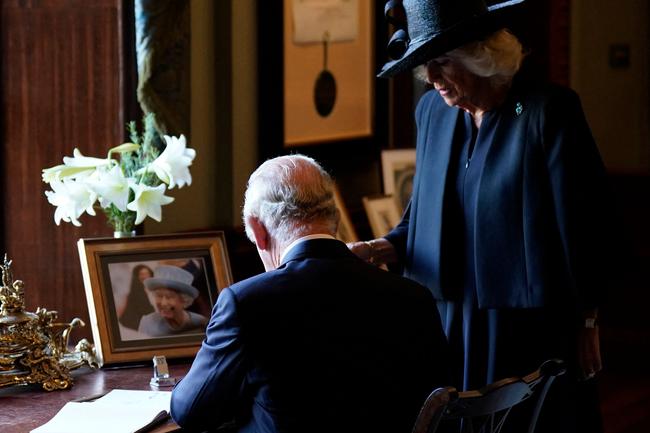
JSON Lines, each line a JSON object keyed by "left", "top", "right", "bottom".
{"left": 171, "top": 238, "right": 449, "bottom": 433}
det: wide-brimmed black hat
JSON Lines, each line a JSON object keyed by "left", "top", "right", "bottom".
{"left": 378, "top": 0, "right": 525, "bottom": 78}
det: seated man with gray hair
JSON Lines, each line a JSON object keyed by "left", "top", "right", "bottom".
{"left": 171, "top": 154, "right": 449, "bottom": 433}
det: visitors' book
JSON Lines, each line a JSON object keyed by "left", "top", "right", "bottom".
{"left": 30, "top": 389, "right": 173, "bottom": 433}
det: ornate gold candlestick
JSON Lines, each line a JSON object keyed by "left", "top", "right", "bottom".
{"left": 0, "top": 254, "right": 98, "bottom": 391}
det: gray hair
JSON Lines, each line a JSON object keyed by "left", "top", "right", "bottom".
{"left": 415, "top": 29, "right": 524, "bottom": 86}
{"left": 242, "top": 154, "right": 339, "bottom": 245}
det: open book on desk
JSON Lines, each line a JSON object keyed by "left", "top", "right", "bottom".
{"left": 31, "top": 389, "right": 177, "bottom": 433}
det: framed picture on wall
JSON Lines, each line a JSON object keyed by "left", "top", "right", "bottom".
{"left": 77, "top": 232, "right": 232, "bottom": 366}
{"left": 282, "top": 0, "right": 374, "bottom": 146}
{"left": 381, "top": 148, "right": 416, "bottom": 213}
{"left": 362, "top": 194, "right": 402, "bottom": 238}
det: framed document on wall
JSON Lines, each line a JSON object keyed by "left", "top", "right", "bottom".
{"left": 257, "top": 0, "right": 388, "bottom": 168}
{"left": 283, "top": 0, "right": 374, "bottom": 146}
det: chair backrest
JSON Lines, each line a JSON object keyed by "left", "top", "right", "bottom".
{"left": 412, "top": 359, "right": 566, "bottom": 433}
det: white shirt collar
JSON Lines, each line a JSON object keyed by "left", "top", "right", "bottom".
{"left": 279, "top": 234, "right": 336, "bottom": 264}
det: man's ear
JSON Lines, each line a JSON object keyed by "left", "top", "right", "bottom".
{"left": 247, "top": 216, "right": 269, "bottom": 251}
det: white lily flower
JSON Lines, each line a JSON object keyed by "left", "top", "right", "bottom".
{"left": 43, "top": 115, "right": 196, "bottom": 231}
{"left": 143, "top": 134, "right": 196, "bottom": 189}
{"left": 126, "top": 183, "right": 174, "bottom": 225}
{"left": 42, "top": 164, "right": 95, "bottom": 183}
{"left": 43, "top": 149, "right": 114, "bottom": 183}
{"left": 89, "top": 165, "right": 132, "bottom": 212}
{"left": 44, "top": 178, "right": 97, "bottom": 226}
{"left": 63, "top": 148, "right": 113, "bottom": 169}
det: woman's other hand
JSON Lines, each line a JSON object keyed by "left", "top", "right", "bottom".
{"left": 347, "top": 238, "right": 398, "bottom": 265}
{"left": 347, "top": 241, "right": 373, "bottom": 262}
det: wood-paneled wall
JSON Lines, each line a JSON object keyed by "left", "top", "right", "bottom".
{"left": 1, "top": 0, "right": 129, "bottom": 340}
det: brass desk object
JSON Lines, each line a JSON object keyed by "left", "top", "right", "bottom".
{"left": 0, "top": 254, "right": 99, "bottom": 391}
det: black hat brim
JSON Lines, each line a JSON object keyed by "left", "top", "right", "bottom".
{"left": 378, "top": 0, "right": 526, "bottom": 78}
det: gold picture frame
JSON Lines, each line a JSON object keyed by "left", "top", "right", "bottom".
{"left": 77, "top": 231, "right": 232, "bottom": 366}
{"left": 333, "top": 185, "right": 358, "bottom": 243}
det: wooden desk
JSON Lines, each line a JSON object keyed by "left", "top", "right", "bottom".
{"left": 0, "top": 362, "right": 191, "bottom": 433}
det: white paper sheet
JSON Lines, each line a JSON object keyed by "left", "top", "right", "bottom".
{"left": 30, "top": 390, "right": 172, "bottom": 433}
{"left": 292, "top": 0, "right": 358, "bottom": 43}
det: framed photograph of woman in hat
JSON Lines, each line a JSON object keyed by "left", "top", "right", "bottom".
{"left": 77, "top": 231, "right": 233, "bottom": 366}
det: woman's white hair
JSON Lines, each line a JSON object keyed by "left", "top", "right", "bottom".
{"left": 242, "top": 154, "right": 339, "bottom": 245}
{"left": 415, "top": 29, "right": 525, "bottom": 86}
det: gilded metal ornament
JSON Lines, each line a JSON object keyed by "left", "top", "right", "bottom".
{"left": 0, "top": 254, "right": 99, "bottom": 391}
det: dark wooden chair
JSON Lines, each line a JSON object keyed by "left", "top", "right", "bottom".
{"left": 412, "top": 359, "right": 566, "bottom": 433}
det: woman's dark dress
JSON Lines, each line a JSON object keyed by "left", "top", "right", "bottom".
{"left": 386, "top": 82, "right": 609, "bottom": 432}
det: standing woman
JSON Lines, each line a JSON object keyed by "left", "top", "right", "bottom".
{"left": 350, "top": 1, "right": 616, "bottom": 431}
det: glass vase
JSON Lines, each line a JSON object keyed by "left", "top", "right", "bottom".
{"left": 113, "top": 230, "right": 136, "bottom": 238}
{"left": 105, "top": 209, "right": 137, "bottom": 238}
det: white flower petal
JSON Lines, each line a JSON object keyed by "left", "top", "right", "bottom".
{"left": 88, "top": 165, "right": 131, "bottom": 211}
{"left": 63, "top": 148, "right": 113, "bottom": 169}
{"left": 145, "top": 134, "right": 195, "bottom": 189}
{"left": 42, "top": 165, "right": 95, "bottom": 182}
{"left": 44, "top": 178, "right": 97, "bottom": 226}
{"left": 152, "top": 164, "right": 171, "bottom": 185}
{"left": 127, "top": 183, "right": 174, "bottom": 225}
